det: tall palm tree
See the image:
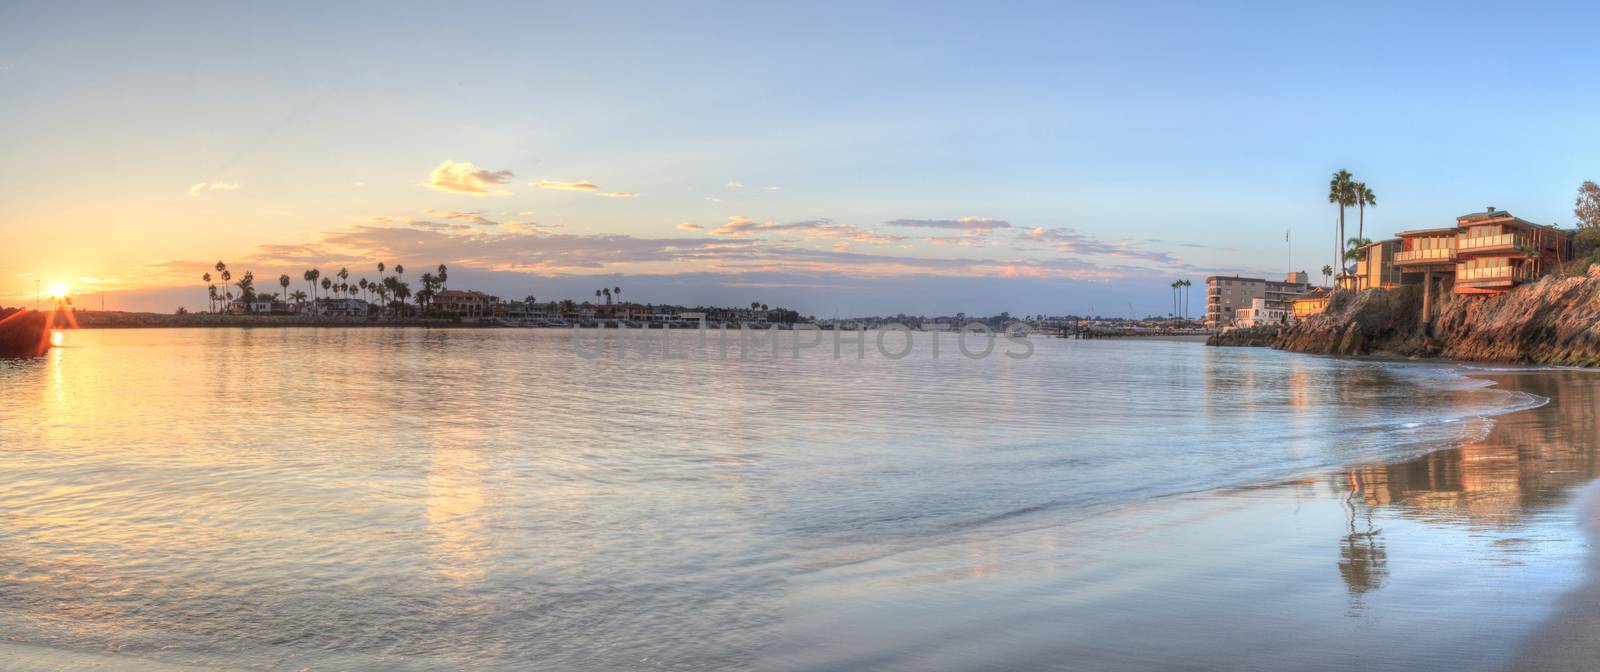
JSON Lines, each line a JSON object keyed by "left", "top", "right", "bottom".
{"left": 202, "top": 272, "right": 213, "bottom": 311}
{"left": 1354, "top": 182, "right": 1376, "bottom": 242}
{"left": 438, "top": 264, "right": 448, "bottom": 294}
{"left": 394, "top": 264, "right": 404, "bottom": 284}
{"left": 337, "top": 267, "right": 349, "bottom": 288}
{"left": 1169, "top": 280, "right": 1179, "bottom": 318}
{"left": 278, "top": 274, "right": 291, "bottom": 308}
{"left": 1182, "top": 279, "right": 1192, "bottom": 320}
{"left": 321, "top": 277, "right": 332, "bottom": 311}
{"left": 377, "top": 262, "right": 386, "bottom": 279}
{"left": 208, "top": 285, "right": 218, "bottom": 313}
{"left": 220, "top": 269, "right": 233, "bottom": 309}
{"left": 1321, "top": 264, "right": 1334, "bottom": 288}
{"left": 1328, "top": 170, "right": 1357, "bottom": 274}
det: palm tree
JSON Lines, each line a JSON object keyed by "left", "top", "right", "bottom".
{"left": 1169, "top": 280, "right": 1179, "bottom": 318}
{"left": 1181, "top": 279, "right": 1192, "bottom": 320}
{"left": 1321, "top": 264, "right": 1334, "bottom": 288}
{"left": 278, "top": 274, "right": 291, "bottom": 308}
{"left": 237, "top": 271, "right": 256, "bottom": 311}
{"left": 1344, "top": 237, "right": 1373, "bottom": 264}
{"left": 220, "top": 269, "right": 233, "bottom": 310}
{"left": 394, "top": 281, "right": 411, "bottom": 317}
{"left": 321, "top": 277, "right": 332, "bottom": 311}
{"left": 337, "top": 267, "right": 349, "bottom": 288}
{"left": 1354, "top": 182, "right": 1376, "bottom": 242}
{"left": 1329, "top": 170, "right": 1357, "bottom": 274}
{"left": 438, "top": 264, "right": 449, "bottom": 294}
{"left": 394, "top": 264, "right": 404, "bottom": 284}
{"left": 207, "top": 285, "right": 218, "bottom": 313}
{"left": 202, "top": 272, "right": 213, "bottom": 311}
{"left": 289, "top": 290, "right": 307, "bottom": 308}
{"left": 304, "top": 269, "right": 320, "bottom": 311}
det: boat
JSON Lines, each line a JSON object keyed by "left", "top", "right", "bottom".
{"left": 0, "top": 309, "right": 54, "bottom": 357}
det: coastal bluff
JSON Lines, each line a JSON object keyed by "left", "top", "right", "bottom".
{"left": 1211, "top": 266, "right": 1600, "bottom": 365}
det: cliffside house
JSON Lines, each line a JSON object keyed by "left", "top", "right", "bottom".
{"left": 1290, "top": 287, "right": 1331, "bottom": 319}
{"left": 1394, "top": 207, "right": 1572, "bottom": 327}
{"left": 1343, "top": 239, "right": 1403, "bottom": 291}
{"left": 1205, "top": 272, "right": 1311, "bottom": 329}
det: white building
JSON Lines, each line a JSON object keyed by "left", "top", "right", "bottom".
{"left": 1232, "top": 297, "right": 1289, "bottom": 328}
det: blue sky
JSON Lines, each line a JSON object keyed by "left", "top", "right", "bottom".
{"left": 2, "top": 1, "right": 1598, "bottom": 316}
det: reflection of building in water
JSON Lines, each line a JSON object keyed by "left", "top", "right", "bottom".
{"left": 1329, "top": 372, "right": 1600, "bottom": 598}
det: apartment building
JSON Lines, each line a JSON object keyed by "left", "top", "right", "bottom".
{"left": 1205, "top": 272, "right": 1311, "bottom": 329}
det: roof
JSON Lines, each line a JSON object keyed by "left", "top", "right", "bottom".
{"left": 1458, "top": 208, "right": 1512, "bottom": 223}
{"left": 1292, "top": 287, "right": 1330, "bottom": 302}
{"left": 1394, "top": 226, "right": 1459, "bottom": 237}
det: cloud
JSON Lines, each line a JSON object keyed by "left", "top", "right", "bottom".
{"left": 727, "top": 181, "right": 745, "bottom": 188}
{"left": 702, "top": 216, "right": 905, "bottom": 246}
{"left": 677, "top": 222, "right": 706, "bottom": 231}
{"left": 1016, "top": 227, "right": 1178, "bottom": 263}
{"left": 534, "top": 179, "right": 638, "bottom": 198}
{"left": 188, "top": 182, "right": 241, "bottom": 197}
{"left": 885, "top": 216, "right": 1011, "bottom": 235}
{"left": 422, "top": 209, "right": 500, "bottom": 227}
{"left": 765, "top": 186, "right": 780, "bottom": 191}
{"left": 426, "top": 160, "right": 514, "bottom": 195}
{"left": 534, "top": 179, "right": 599, "bottom": 192}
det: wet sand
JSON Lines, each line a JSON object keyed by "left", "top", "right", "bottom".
{"left": 773, "top": 368, "right": 1600, "bottom": 671}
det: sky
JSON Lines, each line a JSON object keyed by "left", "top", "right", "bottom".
{"left": 3, "top": 1, "right": 1599, "bottom": 317}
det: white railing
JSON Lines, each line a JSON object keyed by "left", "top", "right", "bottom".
{"left": 1395, "top": 247, "right": 1455, "bottom": 263}
{"left": 1458, "top": 233, "right": 1522, "bottom": 251}
{"left": 1456, "top": 265, "right": 1529, "bottom": 282}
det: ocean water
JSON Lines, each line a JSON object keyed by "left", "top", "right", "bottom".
{"left": 0, "top": 328, "right": 1581, "bottom": 670}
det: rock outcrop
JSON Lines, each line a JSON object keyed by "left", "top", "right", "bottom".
{"left": 1204, "top": 324, "right": 1284, "bottom": 348}
{"left": 1257, "top": 267, "right": 1600, "bottom": 365}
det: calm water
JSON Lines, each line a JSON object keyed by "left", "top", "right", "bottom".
{"left": 1, "top": 328, "right": 1595, "bottom": 670}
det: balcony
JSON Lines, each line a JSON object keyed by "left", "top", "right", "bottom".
{"left": 1456, "top": 264, "right": 1530, "bottom": 284}
{"left": 1394, "top": 247, "right": 1456, "bottom": 265}
{"left": 1457, "top": 232, "right": 1528, "bottom": 255}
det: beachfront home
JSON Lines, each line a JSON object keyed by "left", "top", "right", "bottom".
{"left": 1396, "top": 208, "right": 1571, "bottom": 296}
{"left": 1393, "top": 207, "right": 1572, "bottom": 327}
{"left": 434, "top": 290, "right": 495, "bottom": 318}
{"left": 318, "top": 297, "right": 369, "bottom": 317}
{"left": 1290, "top": 287, "right": 1331, "bottom": 319}
{"left": 1452, "top": 208, "right": 1569, "bottom": 295}
{"left": 1204, "top": 272, "right": 1311, "bottom": 329}
{"left": 1232, "top": 298, "right": 1289, "bottom": 328}
{"left": 1344, "top": 239, "right": 1402, "bottom": 291}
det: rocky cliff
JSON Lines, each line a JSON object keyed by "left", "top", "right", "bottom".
{"left": 1262, "top": 267, "right": 1600, "bottom": 365}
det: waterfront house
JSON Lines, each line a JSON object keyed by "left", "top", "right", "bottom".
{"left": 1205, "top": 272, "right": 1310, "bottom": 329}
{"left": 1394, "top": 207, "right": 1571, "bottom": 327}
{"left": 1290, "top": 287, "right": 1331, "bottom": 319}
{"left": 1451, "top": 208, "right": 1569, "bottom": 295}
{"left": 1344, "top": 239, "right": 1402, "bottom": 291}
{"left": 317, "top": 297, "right": 369, "bottom": 317}
{"left": 434, "top": 290, "right": 494, "bottom": 318}
{"left": 1233, "top": 298, "right": 1289, "bottom": 328}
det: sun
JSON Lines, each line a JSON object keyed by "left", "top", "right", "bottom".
{"left": 48, "top": 283, "right": 69, "bottom": 299}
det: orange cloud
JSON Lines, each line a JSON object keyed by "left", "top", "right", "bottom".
{"left": 427, "top": 160, "right": 514, "bottom": 195}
